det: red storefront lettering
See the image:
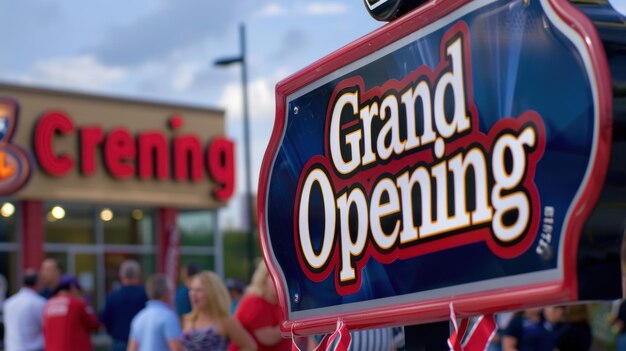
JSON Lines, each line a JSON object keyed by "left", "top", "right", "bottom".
{"left": 80, "top": 125, "right": 104, "bottom": 175}
{"left": 207, "top": 137, "right": 235, "bottom": 201}
{"left": 34, "top": 110, "right": 75, "bottom": 176}
{"left": 104, "top": 128, "right": 135, "bottom": 179}
{"left": 33, "top": 110, "right": 236, "bottom": 201}
{"left": 174, "top": 136, "right": 203, "bottom": 182}
{"left": 138, "top": 131, "right": 169, "bottom": 181}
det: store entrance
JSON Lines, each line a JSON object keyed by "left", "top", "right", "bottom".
{"left": 44, "top": 246, "right": 100, "bottom": 307}
{"left": 43, "top": 203, "right": 158, "bottom": 312}
{"left": 41, "top": 203, "right": 220, "bottom": 314}
{"left": 44, "top": 244, "right": 157, "bottom": 312}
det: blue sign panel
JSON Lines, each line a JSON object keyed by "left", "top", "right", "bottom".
{"left": 260, "top": 0, "right": 612, "bottom": 334}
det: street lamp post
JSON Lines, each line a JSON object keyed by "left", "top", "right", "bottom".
{"left": 215, "top": 23, "right": 255, "bottom": 280}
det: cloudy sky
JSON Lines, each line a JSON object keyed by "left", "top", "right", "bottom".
{"left": 1, "top": 0, "right": 624, "bottom": 229}
{"left": 0, "top": 1, "right": 383, "bottom": 228}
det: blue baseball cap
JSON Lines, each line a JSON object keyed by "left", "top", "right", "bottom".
{"left": 53, "top": 274, "right": 82, "bottom": 294}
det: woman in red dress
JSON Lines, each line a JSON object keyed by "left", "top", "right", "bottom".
{"left": 229, "top": 262, "right": 290, "bottom": 351}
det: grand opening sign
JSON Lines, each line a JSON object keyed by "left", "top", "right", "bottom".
{"left": 259, "top": 0, "right": 613, "bottom": 334}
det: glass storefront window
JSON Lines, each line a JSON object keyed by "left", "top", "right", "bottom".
{"left": 103, "top": 207, "right": 154, "bottom": 245}
{"left": 179, "top": 210, "right": 219, "bottom": 277}
{"left": 75, "top": 253, "right": 98, "bottom": 307}
{"left": 45, "top": 203, "right": 95, "bottom": 244}
{"left": 42, "top": 251, "right": 102, "bottom": 311}
{"left": 0, "top": 200, "right": 18, "bottom": 297}
{"left": 40, "top": 203, "right": 220, "bottom": 314}
{"left": 0, "top": 201, "right": 17, "bottom": 243}
{"left": 0, "top": 252, "right": 18, "bottom": 297}
{"left": 180, "top": 254, "right": 215, "bottom": 272}
{"left": 44, "top": 203, "right": 157, "bottom": 312}
{"left": 178, "top": 210, "right": 215, "bottom": 247}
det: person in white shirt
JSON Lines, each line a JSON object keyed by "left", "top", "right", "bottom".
{"left": 3, "top": 269, "right": 46, "bottom": 351}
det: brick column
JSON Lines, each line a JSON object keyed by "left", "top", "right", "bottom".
{"left": 21, "top": 200, "right": 44, "bottom": 270}
{"left": 156, "top": 207, "right": 179, "bottom": 286}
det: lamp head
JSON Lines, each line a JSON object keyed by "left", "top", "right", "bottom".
{"left": 214, "top": 56, "right": 244, "bottom": 66}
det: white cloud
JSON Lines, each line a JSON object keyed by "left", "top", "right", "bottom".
{"left": 171, "top": 62, "right": 202, "bottom": 91}
{"left": 302, "top": 3, "right": 349, "bottom": 15}
{"left": 90, "top": 1, "right": 257, "bottom": 66}
{"left": 255, "top": 2, "right": 350, "bottom": 18}
{"left": 258, "top": 3, "right": 288, "bottom": 17}
{"left": 217, "top": 76, "right": 276, "bottom": 228}
{"left": 21, "top": 55, "right": 126, "bottom": 90}
{"left": 217, "top": 77, "right": 275, "bottom": 123}
{"left": 218, "top": 110, "right": 274, "bottom": 230}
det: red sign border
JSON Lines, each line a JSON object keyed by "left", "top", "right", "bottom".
{"left": 259, "top": 0, "right": 613, "bottom": 336}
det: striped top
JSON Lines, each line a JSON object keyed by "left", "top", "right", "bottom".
{"left": 182, "top": 325, "right": 228, "bottom": 351}
{"left": 349, "top": 328, "right": 395, "bottom": 351}
{"left": 317, "top": 327, "right": 400, "bottom": 351}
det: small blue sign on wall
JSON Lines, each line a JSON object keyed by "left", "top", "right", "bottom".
{"left": 260, "top": 0, "right": 613, "bottom": 335}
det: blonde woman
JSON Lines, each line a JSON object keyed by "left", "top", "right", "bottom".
{"left": 182, "top": 271, "right": 256, "bottom": 351}
{"left": 229, "top": 261, "right": 290, "bottom": 351}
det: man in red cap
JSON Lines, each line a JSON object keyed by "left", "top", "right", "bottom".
{"left": 43, "top": 274, "right": 101, "bottom": 351}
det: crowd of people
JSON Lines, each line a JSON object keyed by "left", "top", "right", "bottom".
{"left": 488, "top": 305, "right": 595, "bottom": 351}
{"left": 0, "top": 258, "right": 295, "bottom": 351}
{"left": 2, "top": 257, "right": 626, "bottom": 351}
{"left": 3, "top": 258, "right": 102, "bottom": 351}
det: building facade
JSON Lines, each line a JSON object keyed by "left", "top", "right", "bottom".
{"left": 0, "top": 83, "right": 235, "bottom": 312}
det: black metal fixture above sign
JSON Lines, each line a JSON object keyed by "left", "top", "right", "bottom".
{"left": 363, "top": 0, "right": 429, "bottom": 21}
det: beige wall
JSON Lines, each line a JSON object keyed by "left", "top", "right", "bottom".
{"left": 0, "top": 83, "right": 231, "bottom": 209}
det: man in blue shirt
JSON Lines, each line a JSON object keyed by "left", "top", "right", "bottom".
{"left": 100, "top": 260, "right": 148, "bottom": 351}
{"left": 502, "top": 308, "right": 558, "bottom": 351}
{"left": 128, "top": 274, "right": 183, "bottom": 351}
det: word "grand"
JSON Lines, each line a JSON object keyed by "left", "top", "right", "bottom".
{"left": 293, "top": 23, "right": 546, "bottom": 295}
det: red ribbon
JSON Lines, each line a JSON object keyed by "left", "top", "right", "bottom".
{"left": 292, "top": 320, "right": 352, "bottom": 351}
{"left": 448, "top": 303, "right": 497, "bottom": 351}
